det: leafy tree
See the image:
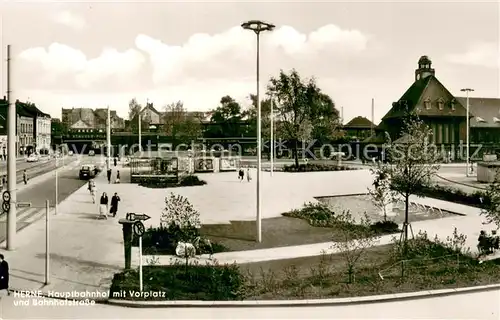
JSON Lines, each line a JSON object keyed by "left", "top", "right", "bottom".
{"left": 205, "top": 95, "right": 245, "bottom": 138}
{"left": 163, "top": 101, "right": 202, "bottom": 141}
{"left": 377, "top": 114, "right": 440, "bottom": 254}
{"left": 243, "top": 94, "right": 273, "bottom": 138}
{"left": 330, "top": 211, "right": 379, "bottom": 284}
{"left": 267, "top": 69, "right": 341, "bottom": 167}
{"left": 480, "top": 170, "right": 500, "bottom": 226}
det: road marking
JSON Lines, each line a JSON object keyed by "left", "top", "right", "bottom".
{"left": 22, "top": 208, "right": 47, "bottom": 224}
{"left": 0, "top": 207, "right": 42, "bottom": 223}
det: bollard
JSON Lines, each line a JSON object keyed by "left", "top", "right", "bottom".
{"left": 118, "top": 219, "right": 134, "bottom": 269}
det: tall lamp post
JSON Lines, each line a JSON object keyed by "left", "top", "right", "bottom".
{"left": 461, "top": 88, "right": 474, "bottom": 177}
{"left": 241, "top": 20, "right": 275, "bottom": 243}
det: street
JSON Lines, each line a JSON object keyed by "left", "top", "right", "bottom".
{"left": 0, "top": 288, "right": 498, "bottom": 319}
{"left": 0, "top": 156, "right": 103, "bottom": 242}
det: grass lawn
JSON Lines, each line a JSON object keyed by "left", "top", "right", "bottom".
{"left": 199, "top": 216, "right": 338, "bottom": 252}
{"left": 111, "top": 237, "right": 500, "bottom": 301}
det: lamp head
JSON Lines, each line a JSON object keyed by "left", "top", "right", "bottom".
{"left": 241, "top": 20, "right": 275, "bottom": 34}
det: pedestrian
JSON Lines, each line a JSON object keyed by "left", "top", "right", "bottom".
{"left": 2, "top": 176, "right": 6, "bottom": 188}
{"left": 107, "top": 168, "right": 112, "bottom": 184}
{"left": 246, "top": 167, "right": 251, "bottom": 182}
{"left": 0, "top": 253, "right": 9, "bottom": 297}
{"left": 238, "top": 168, "right": 244, "bottom": 181}
{"left": 115, "top": 170, "right": 120, "bottom": 184}
{"left": 99, "top": 192, "right": 108, "bottom": 219}
{"left": 110, "top": 193, "right": 120, "bottom": 217}
{"left": 23, "top": 170, "right": 28, "bottom": 185}
{"left": 114, "top": 157, "right": 117, "bottom": 167}
{"left": 89, "top": 179, "right": 96, "bottom": 204}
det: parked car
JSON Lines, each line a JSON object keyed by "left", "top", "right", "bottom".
{"left": 79, "top": 165, "right": 96, "bottom": 180}
{"left": 26, "top": 154, "right": 39, "bottom": 162}
{"left": 88, "top": 150, "right": 95, "bottom": 156}
{"left": 68, "top": 151, "right": 74, "bottom": 156}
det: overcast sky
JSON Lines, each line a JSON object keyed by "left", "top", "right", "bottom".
{"left": 1, "top": 0, "right": 499, "bottom": 123}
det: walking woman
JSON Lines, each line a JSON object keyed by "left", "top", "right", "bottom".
{"left": 99, "top": 192, "right": 109, "bottom": 219}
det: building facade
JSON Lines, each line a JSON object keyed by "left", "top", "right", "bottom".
{"left": 36, "top": 114, "right": 51, "bottom": 153}
{"left": 375, "top": 55, "right": 500, "bottom": 159}
{"left": 61, "top": 107, "right": 125, "bottom": 131}
{"left": 343, "top": 116, "right": 375, "bottom": 141}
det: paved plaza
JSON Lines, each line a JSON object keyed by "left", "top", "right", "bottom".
{"left": 0, "top": 162, "right": 496, "bottom": 299}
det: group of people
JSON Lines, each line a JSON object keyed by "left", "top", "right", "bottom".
{"left": 238, "top": 167, "right": 251, "bottom": 182}
{"left": 0, "top": 170, "right": 28, "bottom": 191}
{"left": 88, "top": 166, "right": 121, "bottom": 220}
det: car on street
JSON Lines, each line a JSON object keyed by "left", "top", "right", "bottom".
{"left": 88, "top": 150, "right": 95, "bottom": 156}
{"left": 26, "top": 154, "right": 39, "bottom": 162}
{"left": 68, "top": 151, "right": 74, "bottom": 156}
{"left": 79, "top": 165, "right": 96, "bottom": 180}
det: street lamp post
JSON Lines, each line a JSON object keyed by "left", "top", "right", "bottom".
{"left": 461, "top": 88, "right": 474, "bottom": 177}
{"left": 242, "top": 20, "right": 275, "bottom": 243}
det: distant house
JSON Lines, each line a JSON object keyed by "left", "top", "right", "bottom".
{"left": 343, "top": 116, "right": 375, "bottom": 141}
{"left": 61, "top": 107, "right": 125, "bottom": 131}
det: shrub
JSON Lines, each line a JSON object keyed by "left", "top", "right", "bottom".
{"left": 179, "top": 174, "right": 207, "bottom": 186}
{"left": 283, "top": 163, "right": 355, "bottom": 172}
{"left": 109, "top": 261, "right": 246, "bottom": 300}
{"left": 370, "top": 221, "right": 399, "bottom": 234}
{"left": 282, "top": 202, "right": 335, "bottom": 226}
{"left": 137, "top": 175, "right": 207, "bottom": 188}
{"left": 410, "top": 184, "right": 488, "bottom": 208}
{"left": 132, "top": 194, "right": 227, "bottom": 255}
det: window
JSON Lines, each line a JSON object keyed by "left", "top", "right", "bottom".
{"left": 444, "top": 124, "right": 449, "bottom": 143}
{"left": 437, "top": 98, "right": 444, "bottom": 110}
{"left": 424, "top": 97, "right": 431, "bottom": 109}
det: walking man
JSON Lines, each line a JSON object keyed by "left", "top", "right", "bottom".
{"left": 0, "top": 254, "right": 9, "bottom": 297}
{"left": 107, "top": 168, "right": 112, "bottom": 184}
{"left": 89, "top": 179, "right": 96, "bottom": 204}
{"left": 115, "top": 170, "right": 120, "bottom": 184}
{"left": 110, "top": 193, "right": 121, "bottom": 217}
{"left": 246, "top": 167, "right": 251, "bottom": 182}
{"left": 113, "top": 157, "right": 117, "bottom": 167}
{"left": 23, "top": 170, "right": 28, "bottom": 185}
{"left": 238, "top": 168, "right": 244, "bottom": 181}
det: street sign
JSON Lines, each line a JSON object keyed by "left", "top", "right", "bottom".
{"left": 2, "top": 191, "right": 10, "bottom": 202}
{"left": 2, "top": 202, "right": 10, "bottom": 213}
{"left": 16, "top": 202, "right": 31, "bottom": 208}
{"left": 133, "top": 221, "right": 145, "bottom": 237}
{"left": 126, "top": 213, "right": 151, "bottom": 221}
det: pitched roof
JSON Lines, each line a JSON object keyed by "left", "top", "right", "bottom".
{"left": 344, "top": 116, "right": 374, "bottom": 128}
{"left": 382, "top": 76, "right": 433, "bottom": 119}
{"left": 456, "top": 97, "right": 500, "bottom": 128}
{"left": 382, "top": 75, "right": 468, "bottom": 120}
{"left": 141, "top": 103, "right": 161, "bottom": 115}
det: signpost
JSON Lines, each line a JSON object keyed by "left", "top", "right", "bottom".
{"left": 119, "top": 213, "right": 151, "bottom": 292}
{"left": 16, "top": 202, "right": 31, "bottom": 208}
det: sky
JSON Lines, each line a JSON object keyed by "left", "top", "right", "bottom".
{"left": 0, "top": 0, "right": 499, "bottom": 124}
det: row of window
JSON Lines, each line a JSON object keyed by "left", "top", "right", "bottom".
{"left": 423, "top": 98, "right": 456, "bottom": 111}
{"left": 430, "top": 123, "right": 456, "bottom": 144}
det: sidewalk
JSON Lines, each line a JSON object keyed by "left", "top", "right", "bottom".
{"left": 1, "top": 165, "right": 493, "bottom": 298}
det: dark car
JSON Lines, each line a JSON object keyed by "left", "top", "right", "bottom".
{"left": 79, "top": 165, "right": 95, "bottom": 180}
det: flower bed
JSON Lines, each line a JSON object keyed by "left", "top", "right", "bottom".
{"left": 137, "top": 175, "right": 207, "bottom": 189}
{"left": 283, "top": 163, "right": 357, "bottom": 172}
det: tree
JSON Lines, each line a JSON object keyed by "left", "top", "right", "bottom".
{"left": 205, "top": 95, "right": 245, "bottom": 138}
{"left": 480, "top": 170, "right": 500, "bottom": 226}
{"left": 368, "top": 169, "right": 394, "bottom": 222}
{"left": 377, "top": 114, "right": 440, "bottom": 254}
{"left": 163, "top": 101, "right": 202, "bottom": 141}
{"left": 243, "top": 94, "right": 273, "bottom": 138}
{"left": 330, "top": 211, "right": 379, "bottom": 284}
{"left": 127, "top": 98, "right": 148, "bottom": 132}
{"left": 128, "top": 98, "right": 142, "bottom": 120}
{"left": 267, "top": 69, "right": 341, "bottom": 167}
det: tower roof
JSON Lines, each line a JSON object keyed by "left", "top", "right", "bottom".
{"left": 418, "top": 55, "right": 432, "bottom": 65}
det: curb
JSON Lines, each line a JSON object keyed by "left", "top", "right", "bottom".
{"left": 105, "top": 283, "right": 500, "bottom": 308}
{"left": 435, "top": 174, "right": 487, "bottom": 191}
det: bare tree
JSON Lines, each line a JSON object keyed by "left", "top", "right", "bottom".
{"left": 377, "top": 114, "right": 440, "bottom": 254}
{"left": 163, "top": 101, "right": 202, "bottom": 141}
{"left": 128, "top": 98, "right": 142, "bottom": 120}
{"left": 330, "top": 211, "right": 380, "bottom": 284}
{"left": 368, "top": 169, "right": 394, "bottom": 222}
